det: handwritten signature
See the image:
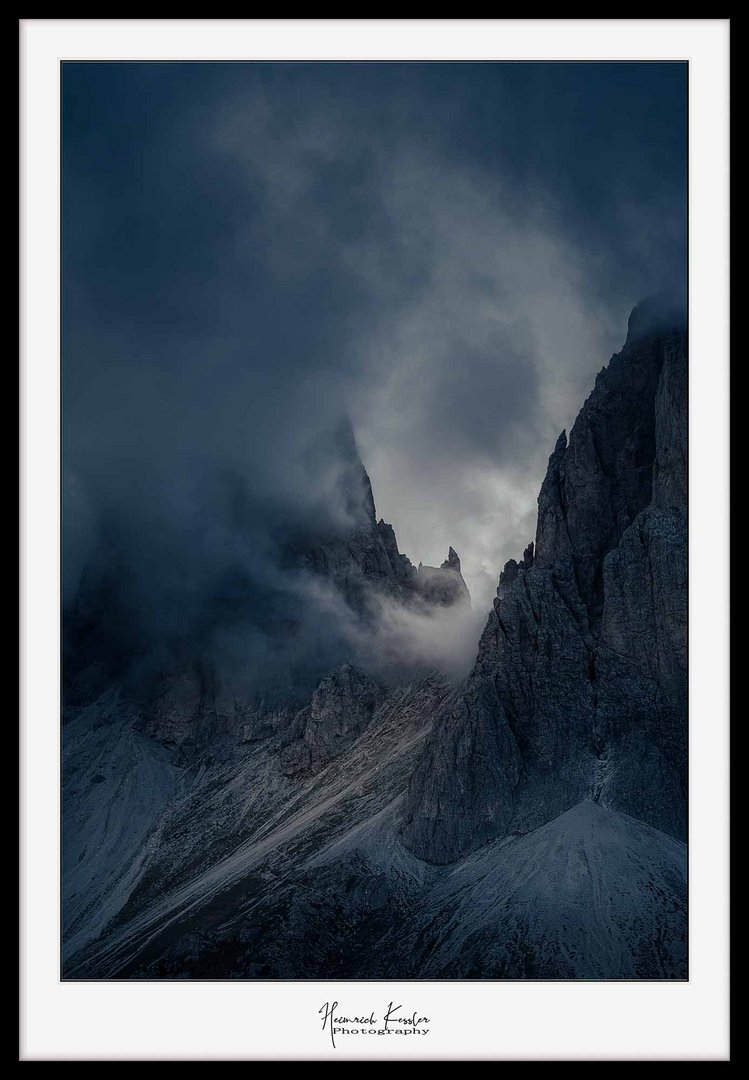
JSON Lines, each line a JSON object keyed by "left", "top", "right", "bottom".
{"left": 319, "top": 1001, "right": 431, "bottom": 1049}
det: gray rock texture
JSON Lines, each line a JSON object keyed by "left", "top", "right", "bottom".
{"left": 280, "top": 664, "right": 385, "bottom": 776}
{"left": 141, "top": 669, "right": 205, "bottom": 749}
{"left": 395, "top": 800, "right": 686, "bottom": 979}
{"left": 414, "top": 547, "right": 471, "bottom": 608}
{"left": 402, "top": 295, "right": 688, "bottom": 863}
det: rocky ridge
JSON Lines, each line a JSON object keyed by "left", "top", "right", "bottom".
{"left": 402, "top": 294, "right": 688, "bottom": 863}
{"left": 65, "top": 419, "right": 470, "bottom": 752}
{"left": 284, "top": 422, "right": 471, "bottom": 617}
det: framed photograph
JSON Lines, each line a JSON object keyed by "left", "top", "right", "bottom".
{"left": 20, "top": 18, "right": 730, "bottom": 1061}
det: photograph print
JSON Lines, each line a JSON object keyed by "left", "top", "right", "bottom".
{"left": 62, "top": 61, "right": 688, "bottom": 981}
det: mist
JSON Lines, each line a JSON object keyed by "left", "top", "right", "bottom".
{"left": 62, "top": 62, "right": 686, "bottom": 697}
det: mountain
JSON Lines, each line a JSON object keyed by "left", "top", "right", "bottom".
{"left": 403, "top": 293, "right": 688, "bottom": 863}
{"left": 62, "top": 297, "right": 688, "bottom": 980}
{"left": 282, "top": 421, "right": 471, "bottom": 616}
{"left": 65, "top": 706, "right": 685, "bottom": 979}
{"left": 63, "top": 419, "right": 470, "bottom": 736}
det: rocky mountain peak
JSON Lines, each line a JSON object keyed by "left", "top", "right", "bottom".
{"left": 288, "top": 422, "right": 471, "bottom": 618}
{"left": 329, "top": 418, "right": 378, "bottom": 529}
{"left": 442, "top": 546, "right": 461, "bottom": 571}
{"left": 414, "top": 549, "right": 470, "bottom": 609}
{"left": 625, "top": 288, "right": 686, "bottom": 347}
{"left": 402, "top": 299, "right": 688, "bottom": 864}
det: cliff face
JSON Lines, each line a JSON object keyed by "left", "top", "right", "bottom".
{"left": 402, "top": 296, "right": 687, "bottom": 863}
{"left": 279, "top": 664, "right": 385, "bottom": 776}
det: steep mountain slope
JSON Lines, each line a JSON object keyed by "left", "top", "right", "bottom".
{"left": 66, "top": 684, "right": 686, "bottom": 982}
{"left": 63, "top": 423, "right": 470, "bottom": 973}
{"left": 398, "top": 801, "right": 686, "bottom": 979}
{"left": 62, "top": 689, "right": 182, "bottom": 963}
{"left": 402, "top": 294, "right": 687, "bottom": 863}
{"left": 65, "top": 673, "right": 453, "bottom": 978}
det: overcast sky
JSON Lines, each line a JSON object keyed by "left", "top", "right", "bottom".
{"left": 63, "top": 62, "right": 687, "bottom": 612}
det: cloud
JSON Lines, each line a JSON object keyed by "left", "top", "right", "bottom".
{"left": 62, "top": 63, "right": 686, "bottom": 691}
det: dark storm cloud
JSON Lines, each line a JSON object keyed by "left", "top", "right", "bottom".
{"left": 63, "top": 61, "right": 686, "bottom": 660}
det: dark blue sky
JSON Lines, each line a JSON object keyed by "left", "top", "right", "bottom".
{"left": 63, "top": 62, "right": 687, "bottom": 607}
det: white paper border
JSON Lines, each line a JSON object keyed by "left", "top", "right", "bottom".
{"left": 20, "top": 18, "right": 730, "bottom": 1061}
